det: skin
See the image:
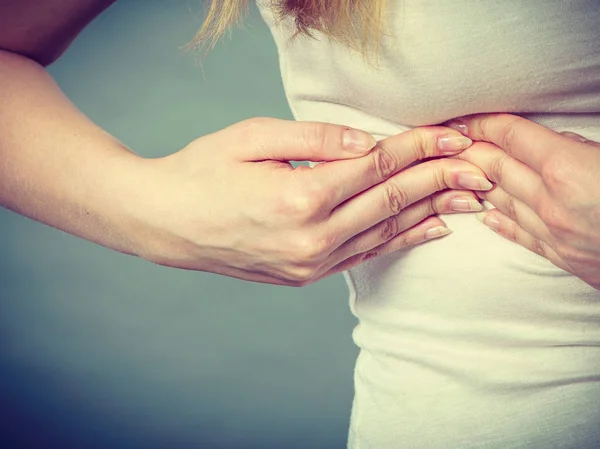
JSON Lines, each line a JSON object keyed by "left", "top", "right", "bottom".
{"left": 0, "top": 0, "right": 118, "bottom": 65}
{"left": 0, "top": 0, "right": 491, "bottom": 286}
{"left": 448, "top": 114, "right": 600, "bottom": 291}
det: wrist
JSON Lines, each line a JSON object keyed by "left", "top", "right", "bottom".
{"left": 73, "top": 151, "right": 158, "bottom": 258}
{"left": 111, "top": 155, "right": 198, "bottom": 265}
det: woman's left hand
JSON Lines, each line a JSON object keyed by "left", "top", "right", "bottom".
{"left": 444, "top": 113, "right": 600, "bottom": 291}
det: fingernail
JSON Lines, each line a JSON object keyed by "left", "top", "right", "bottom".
{"left": 425, "top": 226, "right": 453, "bottom": 240}
{"left": 476, "top": 212, "right": 500, "bottom": 232}
{"left": 450, "top": 196, "right": 483, "bottom": 212}
{"left": 437, "top": 135, "right": 473, "bottom": 154}
{"left": 458, "top": 173, "right": 493, "bottom": 190}
{"left": 446, "top": 120, "right": 469, "bottom": 135}
{"left": 343, "top": 128, "right": 377, "bottom": 153}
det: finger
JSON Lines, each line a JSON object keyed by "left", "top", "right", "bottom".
{"left": 445, "top": 113, "right": 570, "bottom": 173}
{"left": 455, "top": 141, "right": 547, "bottom": 211}
{"left": 227, "top": 117, "right": 377, "bottom": 162}
{"left": 327, "top": 189, "right": 481, "bottom": 267}
{"left": 306, "top": 125, "right": 473, "bottom": 208}
{"left": 328, "top": 158, "right": 491, "bottom": 245}
{"left": 317, "top": 216, "right": 449, "bottom": 279}
{"left": 476, "top": 186, "right": 551, "bottom": 244}
{"left": 475, "top": 208, "right": 569, "bottom": 272}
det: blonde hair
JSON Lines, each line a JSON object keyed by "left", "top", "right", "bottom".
{"left": 187, "top": 0, "right": 388, "bottom": 56}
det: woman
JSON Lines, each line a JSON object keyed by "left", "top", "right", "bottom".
{"left": 246, "top": 1, "right": 600, "bottom": 447}
{"left": 200, "top": 1, "right": 600, "bottom": 447}
{"left": 1, "top": 0, "right": 599, "bottom": 448}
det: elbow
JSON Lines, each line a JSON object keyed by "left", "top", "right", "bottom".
{"left": 0, "top": 45, "right": 67, "bottom": 67}
{"left": 29, "top": 49, "right": 66, "bottom": 67}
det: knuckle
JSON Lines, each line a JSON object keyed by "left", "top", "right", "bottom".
{"left": 284, "top": 280, "right": 305, "bottom": 288}
{"left": 530, "top": 238, "right": 548, "bottom": 257}
{"left": 245, "top": 116, "right": 271, "bottom": 126}
{"left": 361, "top": 250, "right": 380, "bottom": 262}
{"left": 540, "top": 154, "right": 574, "bottom": 193}
{"left": 380, "top": 216, "right": 400, "bottom": 241}
{"left": 302, "top": 178, "right": 326, "bottom": 205}
{"left": 430, "top": 161, "right": 448, "bottom": 191}
{"left": 425, "top": 195, "right": 440, "bottom": 215}
{"left": 536, "top": 201, "right": 554, "bottom": 226}
{"left": 372, "top": 144, "right": 399, "bottom": 179}
{"left": 284, "top": 265, "right": 316, "bottom": 284}
{"left": 281, "top": 190, "right": 322, "bottom": 219}
{"left": 538, "top": 203, "right": 571, "bottom": 237}
{"left": 385, "top": 232, "right": 411, "bottom": 248}
{"left": 391, "top": 232, "right": 410, "bottom": 249}
{"left": 487, "top": 155, "right": 506, "bottom": 184}
{"left": 504, "top": 194, "right": 517, "bottom": 220}
{"left": 293, "top": 234, "right": 328, "bottom": 262}
{"left": 410, "top": 128, "right": 432, "bottom": 160}
{"left": 499, "top": 116, "right": 524, "bottom": 152}
{"left": 303, "top": 122, "right": 329, "bottom": 157}
{"left": 384, "top": 182, "right": 410, "bottom": 215}
{"left": 238, "top": 116, "right": 271, "bottom": 135}
{"left": 503, "top": 219, "right": 518, "bottom": 242}
{"left": 293, "top": 278, "right": 315, "bottom": 287}
{"left": 234, "top": 117, "right": 273, "bottom": 148}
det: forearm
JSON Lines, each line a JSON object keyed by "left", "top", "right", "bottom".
{"left": 0, "top": 50, "right": 150, "bottom": 256}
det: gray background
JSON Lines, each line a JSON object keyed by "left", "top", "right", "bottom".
{"left": 0, "top": 1, "right": 358, "bottom": 448}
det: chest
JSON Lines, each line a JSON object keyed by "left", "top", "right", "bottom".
{"left": 261, "top": 0, "right": 600, "bottom": 126}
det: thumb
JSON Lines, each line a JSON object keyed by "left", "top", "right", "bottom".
{"left": 233, "top": 117, "right": 376, "bottom": 162}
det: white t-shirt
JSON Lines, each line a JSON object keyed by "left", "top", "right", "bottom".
{"left": 257, "top": 1, "right": 600, "bottom": 447}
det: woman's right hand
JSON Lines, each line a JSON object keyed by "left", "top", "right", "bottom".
{"left": 131, "top": 117, "right": 492, "bottom": 286}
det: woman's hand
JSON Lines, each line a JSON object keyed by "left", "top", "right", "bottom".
{"left": 447, "top": 113, "right": 600, "bottom": 290}
{"left": 132, "top": 118, "right": 491, "bottom": 286}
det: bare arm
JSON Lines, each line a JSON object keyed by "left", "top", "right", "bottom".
{"left": 0, "top": 0, "right": 149, "bottom": 255}
{"left": 0, "top": 0, "right": 489, "bottom": 285}
{"left": 0, "top": 0, "right": 117, "bottom": 66}
{"left": 0, "top": 49, "right": 148, "bottom": 255}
